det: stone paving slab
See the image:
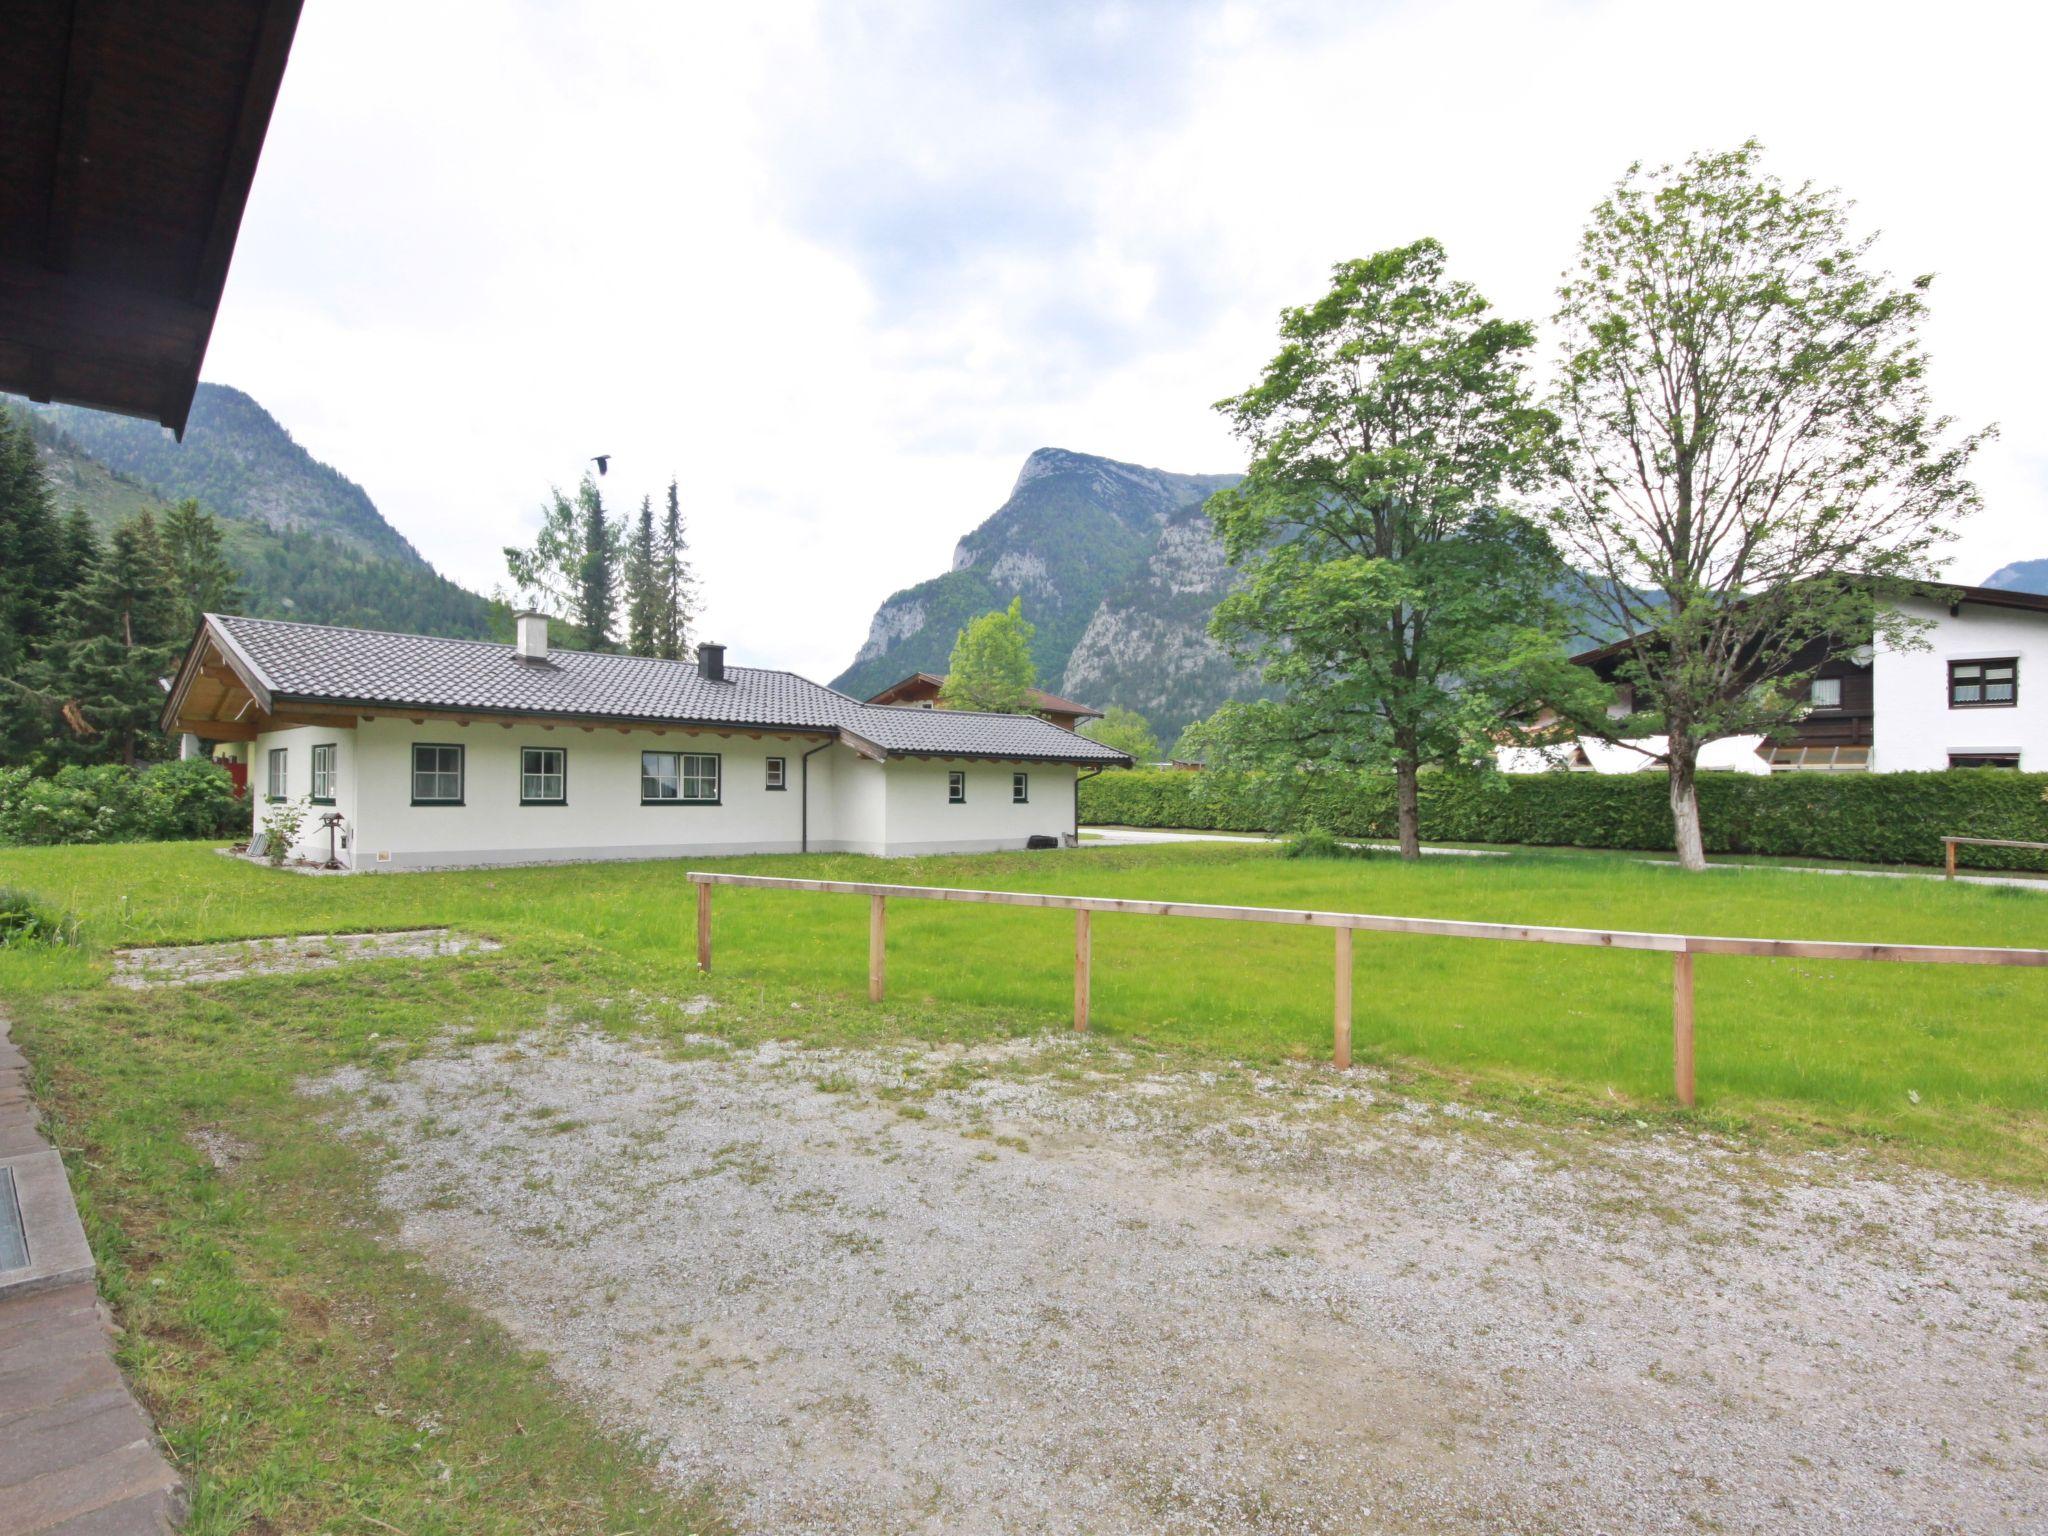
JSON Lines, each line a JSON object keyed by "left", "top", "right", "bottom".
{"left": 0, "top": 1009, "right": 183, "bottom": 1535}
{"left": 110, "top": 928, "right": 501, "bottom": 988}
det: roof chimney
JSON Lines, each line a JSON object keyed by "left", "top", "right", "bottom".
{"left": 697, "top": 641, "right": 726, "bottom": 683}
{"left": 514, "top": 610, "right": 548, "bottom": 660}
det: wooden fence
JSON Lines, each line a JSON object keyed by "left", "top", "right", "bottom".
{"left": 1944, "top": 835, "right": 2048, "bottom": 879}
{"left": 686, "top": 871, "right": 2048, "bottom": 1106}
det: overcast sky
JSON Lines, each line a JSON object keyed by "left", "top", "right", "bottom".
{"left": 204, "top": 0, "right": 2046, "bottom": 679}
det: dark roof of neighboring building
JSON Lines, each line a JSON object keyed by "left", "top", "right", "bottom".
{"left": 0, "top": 1, "right": 302, "bottom": 435}
{"left": 1568, "top": 581, "right": 2048, "bottom": 668}
{"left": 190, "top": 614, "right": 1131, "bottom": 764}
{"left": 864, "top": 671, "right": 1105, "bottom": 720}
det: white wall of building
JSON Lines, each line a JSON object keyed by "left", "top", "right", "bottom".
{"left": 1873, "top": 598, "right": 2047, "bottom": 771}
{"left": 246, "top": 717, "right": 1081, "bottom": 868}
{"left": 248, "top": 725, "right": 356, "bottom": 865}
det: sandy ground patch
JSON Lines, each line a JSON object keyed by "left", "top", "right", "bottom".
{"left": 309, "top": 1032, "right": 2048, "bottom": 1536}
{"left": 111, "top": 929, "right": 500, "bottom": 988}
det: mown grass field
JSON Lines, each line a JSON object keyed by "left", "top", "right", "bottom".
{"left": 0, "top": 837, "right": 2043, "bottom": 1531}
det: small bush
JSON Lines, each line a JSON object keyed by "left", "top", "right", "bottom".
{"left": 0, "top": 885, "right": 78, "bottom": 947}
{"left": 1281, "top": 825, "right": 1351, "bottom": 859}
{"left": 1081, "top": 766, "right": 2048, "bottom": 870}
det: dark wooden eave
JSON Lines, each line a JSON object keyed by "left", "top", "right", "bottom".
{"left": 0, "top": 0, "right": 302, "bottom": 435}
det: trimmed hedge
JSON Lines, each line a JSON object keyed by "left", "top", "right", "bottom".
{"left": 0, "top": 760, "right": 252, "bottom": 847}
{"left": 1080, "top": 767, "right": 2048, "bottom": 870}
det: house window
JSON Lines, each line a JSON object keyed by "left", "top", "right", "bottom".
{"left": 948, "top": 770, "right": 966, "bottom": 804}
{"left": 1809, "top": 677, "right": 1842, "bottom": 710}
{"left": 1949, "top": 658, "right": 2017, "bottom": 708}
{"left": 1012, "top": 771, "right": 1029, "bottom": 803}
{"left": 266, "top": 747, "right": 287, "bottom": 801}
{"left": 310, "top": 744, "right": 337, "bottom": 804}
{"left": 411, "top": 743, "right": 464, "bottom": 805}
{"left": 1949, "top": 752, "right": 2020, "bottom": 769}
{"left": 521, "top": 747, "right": 566, "bottom": 805}
{"left": 643, "top": 751, "right": 719, "bottom": 804}
{"left": 765, "top": 756, "right": 786, "bottom": 791}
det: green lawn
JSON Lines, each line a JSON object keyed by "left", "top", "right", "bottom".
{"left": 1, "top": 837, "right": 2044, "bottom": 1530}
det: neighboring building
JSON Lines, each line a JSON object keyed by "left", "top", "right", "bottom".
{"left": 161, "top": 614, "right": 1129, "bottom": 870}
{"left": 1506, "top": 583, "right": 2048, "bottom": 774}
{"left": 863, "top": 672, "right": 1105, "bottom": 733}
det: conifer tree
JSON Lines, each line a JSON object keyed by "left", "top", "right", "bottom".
{"left": 653, "top": 478, "right": 698, "bottom": 661}
{"left": 624, "top": 495, "right": 659, "bottom": 655}
{"left": 160, "top": 498, "right": 247, "bottom": 637}
{"left": 573, "top": 473, "right": 619, "bottom": 649}
{"left": 52, "top": 511, "right": 182, "bottom": 767}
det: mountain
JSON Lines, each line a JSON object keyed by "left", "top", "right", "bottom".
{"left": 832, "top": 448, "right": 1259, "bottom": 738}
{"left": 9, "top": 387, "right": 495, "bottom": 639}
{"left": 1984, "top": 558, "right": 2048, "bottom": 595}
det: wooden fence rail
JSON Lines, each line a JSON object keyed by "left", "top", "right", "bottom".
{"left": 1944, "top": 835, "right": 2048, "bottom": 879}
{"left": 686, "top": 871, "right": 2048, "bottom": 1106}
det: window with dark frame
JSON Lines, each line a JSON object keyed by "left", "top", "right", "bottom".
{"left": 266, "top": 747, "right": 286, "bottom": 801}
{"left": 765, "top": 756, "right": 786, "bottom": 790}
{"left": 310, "top": 743, "right": 336, "bottom": 804}
{"left": 1948, "top": 752, "right": 2020, "bottom": 769}
{"left": 1808, "top": 677, "right": 1842, "bottom": 710}
{"left": 948, "top": 770, "right": 966, "bottom": 804}
{"left": 642, "top": 750, "right": 720, "bottom": 803}
{"left": 521, "top": 746, "right": 567, "bottom": 805}
{"left": 411, "top": 743, "right": 464, "bottom": 805}
{"left": 1949, "top": 657, "right": 2017, "bottom": 708}
{"left": 1012, "top": 771, "right": 1028, "bottom": 803}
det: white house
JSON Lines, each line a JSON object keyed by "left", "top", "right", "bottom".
{"left": 1506, "top": 582, "right": 2048, "bottom": 774}
{"left": 161, "top": 613, "right": 1129, "bottom": 870}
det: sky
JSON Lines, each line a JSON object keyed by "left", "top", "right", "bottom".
{"left": 204, "top": 0, "right": 2048, "bottom": 680}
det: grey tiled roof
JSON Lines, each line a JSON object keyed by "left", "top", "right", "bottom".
{"left": 209, "top": 614, "right": 1130, "bottom": 764}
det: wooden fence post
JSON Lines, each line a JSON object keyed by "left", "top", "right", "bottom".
{"left": 695, "top": 880, "right": 712, "bottom": 973}
{"left": 1074, "top": 909, "right": 1091, "bottom": 1032}
{"left": 869, "top": 894, "right": 886, "bottom": 1003}
{"left": 1672, "top": 948, "right": 1695, "bottom": 1107}
{"left": 1945, "top": 838, "right": 1957, "bottom": 880}
{"left": 1333, "top": 926, "right": 1353, "bottom": 1070}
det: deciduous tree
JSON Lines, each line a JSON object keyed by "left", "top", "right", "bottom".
{"left": 1549, "top": 143, "right": 1987, "bottom": 869}
{"left": 940, "top": 598, "right": 1037, "bottom": 713}
{"left": 1080, "top": 705, "right": 1159, "bottom": 764}
{"left": 1208, "top": 239, "right": 1572, "bottom": 859}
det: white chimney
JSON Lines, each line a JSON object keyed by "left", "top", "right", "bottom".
{"left": 514, "top": 610, "right": 548, "bottom": 660}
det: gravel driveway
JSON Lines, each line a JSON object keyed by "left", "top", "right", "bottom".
{"left": 310, "top": 1028, "right": 2048, "bottom": 1535}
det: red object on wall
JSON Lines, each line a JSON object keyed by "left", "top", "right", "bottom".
{"left": 219, "top": 758, "right": 248, "bottom": 797}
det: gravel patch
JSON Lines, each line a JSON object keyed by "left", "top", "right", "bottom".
{"left": 308, "top": 1032, "right": 2048, "bottom": 1535}
{"left": 111, "top": 929, "right": 501, "bottom": 988}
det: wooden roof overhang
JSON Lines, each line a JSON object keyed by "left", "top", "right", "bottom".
{"left": 1, "top": 0, "right": 303, "bottom": 434}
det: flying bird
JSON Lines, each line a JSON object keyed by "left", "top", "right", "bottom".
{"left": 591, "top": 454, "right": 611, "bottom": 476}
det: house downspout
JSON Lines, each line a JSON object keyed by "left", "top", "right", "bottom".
{"left": 800, "top": 739, "right": 833, "bottom": 854}
{"left": 1072, "top": 766, "right": 1104, "bottom": 846}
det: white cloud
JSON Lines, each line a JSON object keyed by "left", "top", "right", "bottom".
{"left": 203, "top": 0, "right": 2048, "bottom": 679}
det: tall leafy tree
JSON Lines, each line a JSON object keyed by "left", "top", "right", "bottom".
{"left": 1549, "top": 143, "right": 1987, "bottom": 869}
{"left": 51, "top": 511, "right": 182, "bottom": 767}
{"left": 652, "top": 478, "right": 698, "bottom": 661}
{"left": 1079, "top": 705, "right": 1160, "bottom": 764}
{"left": 160, "top": 498, "right": 247, "bottom": 637}
{"left": 1208, "top": 239, "right": 1572, "bottom": 860}
{"left": 624, "top": 495, "right": 659, "bottom": 655}
{"left": 940, "top": 598, "right": 1037, "bottom": 713}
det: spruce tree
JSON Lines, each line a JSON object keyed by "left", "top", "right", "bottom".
{"left": 52, "top": 511, "right": 183, "bottom": 767}
{"left": 653, "top": 478, "right": 698, "bottom": 661}
{"left": 624, "top": 495, "right": 659, "bottom": 655}
{"left": 160, "top": 498, "right": 247, "bottom": 637}
{"left": 572, "top": 473, "right": 619, "bottom": 649}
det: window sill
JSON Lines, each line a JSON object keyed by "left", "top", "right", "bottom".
{"left": 641, "top": 799, "right": 722, "bottom": 807}
{"left": 1949, "top": 701, "right": 2018, "bottom": 710}
{"left": 519, "top": 799, "right": 569, "bottom": 808}
{"left": 309, "top": 798, "right": 335, "bottom": 807}
{"left": 410, "top": 799, "right": 465, "bottom": 808}
{"left": 765, "top": 784, "right": 787, "bottom": 791}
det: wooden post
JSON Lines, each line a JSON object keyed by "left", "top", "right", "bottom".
{"left": 1074, "top": 909, "right": 1092, "bottom": 1032}
{"left": 1672, "top": 949, "right": 1695, "bottom": 1108}
{"left": 695, "top": 881, "right": 712, "bottom": 973}
{"left": 1333, "top": 926, "right": 1353, "bottom": 1071}
{"left": 1945, "top": 838, "right": 1957, "bottom": 880}
{"left": 869, "top": 894, "right": 886, "bottom": 1003}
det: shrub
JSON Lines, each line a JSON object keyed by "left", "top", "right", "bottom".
{"left": 0, "top": 885, "right": 79, "bottom": 947}
{"left": 1281, "top": 824, "right": 1356, "bottom": 860}
{"left": 263, "top": 796, "right": 311, "bottom": 865}
{"left": 1080, "top": 767, "right": 2048, "bottom": 870}
{"left": 0, "top": 760, "right": 248, "bottom": 847}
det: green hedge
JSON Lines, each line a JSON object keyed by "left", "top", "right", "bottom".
{"left": 0, "top": 760, "right": 252, "bottom": 847}
{"left": 1080, "top": 767, "right": 2048, "bottom": 870}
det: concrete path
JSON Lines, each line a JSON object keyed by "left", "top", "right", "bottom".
{"left": 0, "top": 1011, "right": 182, "bottom": 1536}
